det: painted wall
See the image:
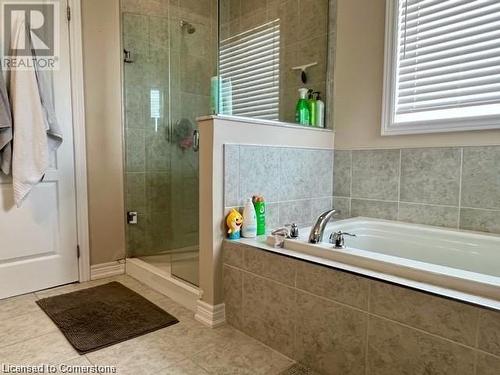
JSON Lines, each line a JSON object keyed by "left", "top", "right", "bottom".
{"left": 82, "top": 0, "right": 126, "bottom": 265}
{"left": 333, "top": 0, "right": 500, "bottom": 150}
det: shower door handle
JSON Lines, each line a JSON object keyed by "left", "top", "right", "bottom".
{"left": 192, "top": 130, "right": 200, "bottom": 152}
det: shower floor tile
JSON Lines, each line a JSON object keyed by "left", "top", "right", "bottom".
{"left": 0, "top": 275, "right": 294, "bottom": 374}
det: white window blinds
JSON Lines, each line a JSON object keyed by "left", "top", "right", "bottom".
{"left": 219, "top": 19, "right": 280, "bottom": 121}
{"left": 383, "top": 0, "right": 500, "bottom": 134}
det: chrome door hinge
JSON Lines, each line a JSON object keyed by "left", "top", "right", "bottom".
{"left": 67, "top": 6, "right": 71, "bottom": 21}
{"left": 77, "top": 245, "right": 80, "bottom": 258}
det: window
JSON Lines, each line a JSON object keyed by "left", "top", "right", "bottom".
{"left": 219, "top": 19, "right": 280, "bottom": 121}
{"left": 382, "top": 0, "right": 500, "bottom": 135}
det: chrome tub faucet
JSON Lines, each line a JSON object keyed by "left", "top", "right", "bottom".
{"left": 308, "top": 209, "right": 337, "bottom": 244}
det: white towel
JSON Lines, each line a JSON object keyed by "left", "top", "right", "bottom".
{"left": 0, "top": 69, "right": 12, "bottom": 175}
{"left": 33, "top": 48, "right": 62, "bottom": 151}
{"left": 10, "top": 17, "right": 51, "bottom": 207}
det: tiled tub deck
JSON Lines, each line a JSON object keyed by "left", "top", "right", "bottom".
{"left": 223, "top": 241, "right": 500, "bottom": 375}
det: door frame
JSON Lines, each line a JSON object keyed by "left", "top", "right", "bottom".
{"left": 68, "top": 0, "right": 90, "bottom": 282}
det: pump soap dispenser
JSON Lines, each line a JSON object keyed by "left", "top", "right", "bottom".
{"left": 314, "top": 91, "right": 325, "bottom": 128}
{"left": 295, "top": 88, "right": 310, "bottom": 126}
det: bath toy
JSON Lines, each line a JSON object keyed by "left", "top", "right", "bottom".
{"left": 226, "top": 208, "right": 243, "bottom": 240}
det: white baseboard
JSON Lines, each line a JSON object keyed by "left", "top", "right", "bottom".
{"left": 195, "top": 300, "right": 226, "bottom": 328}
{"left": 125, "top": 258, "right": 201, "bottom": 312}
{"left": 90, "top": 260, "right": 126, "bottom": 280}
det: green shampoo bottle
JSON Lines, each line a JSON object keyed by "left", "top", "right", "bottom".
{"left": 253, "top": 195, "right": 266, "bottom": 236}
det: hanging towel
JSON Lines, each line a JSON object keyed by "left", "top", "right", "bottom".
{"left": 33, "top": 50, "right": 62, "bottom": 151}
{"left": 0, "top": 68, "right": 13, "bottom": 175}
{"left": 10, "top": 16, "right": 51, "bottom": 206}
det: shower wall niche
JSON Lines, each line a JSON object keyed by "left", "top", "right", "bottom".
{"left": 122, "top": 0, "right": 216, "bottom": 286}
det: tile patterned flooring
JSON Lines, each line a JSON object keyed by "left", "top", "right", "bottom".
{"left": 0, "top": 275, "right": 294, "bottom": 374}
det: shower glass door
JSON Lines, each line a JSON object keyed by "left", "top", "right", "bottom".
{"left": 122, "top": 0, "right": 216, "bottom": 286}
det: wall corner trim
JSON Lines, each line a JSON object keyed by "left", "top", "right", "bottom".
{"left": 68, "top": 0, "right": 91, "bottom": 282}
{"left": 195, "top": 300, "right": 226, "bottom": 328}
{"left": 90, "top": 260, "right": 126, "bottom": 280}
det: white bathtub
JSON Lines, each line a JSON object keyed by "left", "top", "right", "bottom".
{"left": 265, "top": 218, "right": 500, "bottom": 306}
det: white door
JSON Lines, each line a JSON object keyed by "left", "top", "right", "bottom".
{"left": 0, "top": 0, "right": 79, "bottom": 299}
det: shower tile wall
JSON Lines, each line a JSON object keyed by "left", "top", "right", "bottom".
{"left": 122, "top": 0, "right": 216, "bottom": 256}
{"left": 333, "top": 145, "right": 500, "bottom": 234}
{"left": 219, "top": 0, "right": 335, "bottom": 124}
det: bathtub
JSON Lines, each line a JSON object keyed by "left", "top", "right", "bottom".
{"left": 265, "top": 217, "right": 500, "bottom": 306}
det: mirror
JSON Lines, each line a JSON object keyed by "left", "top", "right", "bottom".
{"left": 217, "top": 0, "right": 333, "bottom": 128}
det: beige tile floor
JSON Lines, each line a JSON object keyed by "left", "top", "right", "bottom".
{"left": 0, "top": 275, "right": 294, "bottom": 375}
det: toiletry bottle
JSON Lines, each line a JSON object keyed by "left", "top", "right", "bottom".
{"left": 295, "top": 88, "right": 310, "bottom": 126}
{"left": 253, "top": 195, "right": 266, "bottom": 235}
{"left": 210, "top": 76, "right": 219, "bottom": 114}
{"left": 221, "top": 78, "right": 233, "bottom": 115}
{"left": 242, "top": 198, "right": 257, "bottom": 238}
{"left": 314, "top": 91, "right": 325, "bottom": 128}
{"left": 307, "top": 89, "right": 317, "bottom": 126}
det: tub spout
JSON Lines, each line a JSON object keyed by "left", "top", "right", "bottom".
{"left": 309, "top": 209, "right": 337, "bottom": 244}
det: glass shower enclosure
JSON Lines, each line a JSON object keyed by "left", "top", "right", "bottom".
{"left": 121, "top": 0, "right": 216, "bottom": 286}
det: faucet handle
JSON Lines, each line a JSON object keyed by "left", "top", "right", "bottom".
{"left": 342, "top": 231, "right": 356, "bottom": 237}
{"left": 271, "top": 227, "right": 289, "bottom": 237}
{"left": 329, "top": 231, "right": 356, "bottom": 249}
{"left": 285, "top": 223, "right": 299, "bottom": 238}
{"left": 271, "top": 227, "right": 290, "bottom": 248}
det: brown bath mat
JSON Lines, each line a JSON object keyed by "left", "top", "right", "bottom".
{"left": 36, "top": 282, "right": 178, "bottom": 354}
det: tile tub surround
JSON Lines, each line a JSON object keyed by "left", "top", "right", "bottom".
{"left": 223, "top": 241, "right": 500, "bottom": 375}
{"left": 333, "top": 146, "right": 500, "bottom": 234}
{"left": 224, "top": 144, "right": 334, "bottom": 229}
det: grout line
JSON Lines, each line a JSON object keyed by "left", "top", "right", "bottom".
{"left": 349, "top": 150, "right": 353, "bottom": 215}
{"left": 240, "top": 260, "right": 245, "bottom": 329}
{"left": 0, "top": 328, "right": 58, "bottom": 351}
{"left": 457, "top": 147, "right": 464, "bottom": 230}
{"left": 473, "top": 309, "right": 481, "bottom": 375}
{"left": 334, "top": 145, "right": 500, "bottom": 152}
{"left": 397, "top": 149, "right": 402, "bottom": 220}
{"left": 396, "top": 201, "right": 459, "bottom": 209}
{"left": 236, "top": 145, "right": 241, "bottom": 208}
{"left": 293, "top": 286, "right": 297, "bottom": 364}
{"left": 226, "top": 195, "right": 338, "bottom": 210}
{"left": 460, "top": 206, "right": 500, "bottom": 212}
{"left": 349, "top": 150, "right": 353, "bottom": 199}
{"left": 349, "top": 197, "right": 400, "bottom": 203}
{"left": 364, "top": 282, "right": 372, "bottom": 375}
